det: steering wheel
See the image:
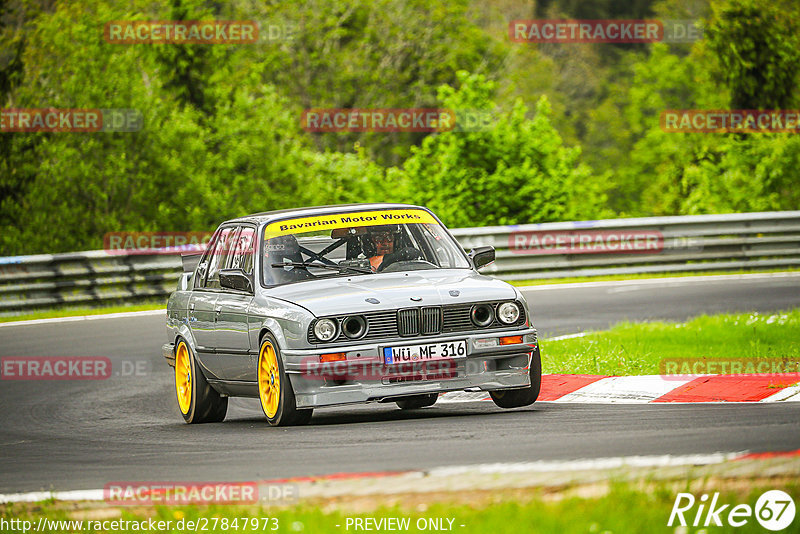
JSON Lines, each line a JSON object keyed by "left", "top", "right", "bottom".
{"left": 377, "top": 247, "right": 422, "bottom": 272}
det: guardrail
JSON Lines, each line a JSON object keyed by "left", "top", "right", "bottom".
{"left": 1, "top": 211, "right": 798, "bottom": 314}
{"left": 452, "top": 210, "right": 800, "bottom": 281}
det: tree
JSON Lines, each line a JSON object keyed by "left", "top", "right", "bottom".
{"left": 706, "top": 0, "right": 800, "bottom": 109}
{"left": 248, "top": 0, "right": 507, "bottom": 166}
{"left": 394, "top": 71, "right": 606, "bottom": 227}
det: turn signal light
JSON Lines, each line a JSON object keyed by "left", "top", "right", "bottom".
{"left": 320, "top": 353, "right": 346, "bottom": 363}
{"left": 499, "top": 335, "right": 523, "bottom": 345}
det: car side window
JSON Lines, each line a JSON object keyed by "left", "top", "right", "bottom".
{"left": 194, "top": 229, "right": 221, "bottom": 289}
{"left": 229, "top": 226, "right": 255, "bottom": 275}
{"left": 205, "top": 227, "right": 238, "bottom": 289}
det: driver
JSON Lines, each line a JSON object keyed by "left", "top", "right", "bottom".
{"left": 364, "top": 225, "right": 397, "bottom": 272}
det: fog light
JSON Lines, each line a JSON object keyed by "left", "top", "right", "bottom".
{"left": 499, "top": 335, "right": 523, "bottom": 345}
{"left": 474, "top": 338, "right": 499, "bottom": 349}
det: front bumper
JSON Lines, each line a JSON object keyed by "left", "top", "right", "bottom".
{"left": 282, "top": 328, "right": 538, "bottom": 409}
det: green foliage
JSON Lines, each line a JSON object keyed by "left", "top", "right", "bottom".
{"left": 1, "top": 0, "right": 798, "bottom": 255}
{"left": 251, "top": 0, "right": 507, "bottom": 166}
{"left": 615, "top": 31, "right": 800, "bottom": 216}
{"left": 297, "top": 146, "right": 387, "bottom": 207}
{"left": 706, "top": 0, "right": 800, "bottom": 109}
{"left": 395, "top": 72, "right": 607, "bottom": 228}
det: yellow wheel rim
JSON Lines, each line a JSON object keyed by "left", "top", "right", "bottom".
{"left": 258, "top": 340, "right": 281, "bottom": 419}
{"left": 175, "top": 342, "right": 192, "bottom": 414}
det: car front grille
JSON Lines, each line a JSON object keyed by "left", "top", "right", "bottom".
{"left": 421, "top": 306, "right": 442, "bottom": 335}
{"left": 308, "top": 301, "right": 526, "bottom": 344}
{"left": 398, "top": 308, "right": 420, "bottom": 337}
{"left": 396, "top": 307, "right": 441, "bottom": 336}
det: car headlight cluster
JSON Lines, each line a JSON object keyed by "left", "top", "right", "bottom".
{"left": 313, "top": 315, "right": 368, "bottom": 342}
{"left": 470, "top": 304, "right": 495, "bottom": 327}
{"left": 313, "top": 318, "right": 338, "bottom": 341}
{"left": 497, "top": 302, "right": 521, "bottom": 325}
{"left": 470, "top": 301, "right": 521, "bottom": 327}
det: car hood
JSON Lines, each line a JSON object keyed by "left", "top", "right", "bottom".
{"left": 266, "top": 269, "right": 516, "bottom": 316}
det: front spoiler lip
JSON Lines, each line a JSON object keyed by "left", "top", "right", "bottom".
{"left": 291, "top": 360, "right": 534, "bottom": 408}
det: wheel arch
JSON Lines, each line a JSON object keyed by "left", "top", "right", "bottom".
{"left": 172, "top": 332, "right": 217, "bottom": 386}
{"left": 257, "top": 317, "right": 291, "bottom": 351}
{"left": 173, "top": 323, "right": 197, "bottom": 353}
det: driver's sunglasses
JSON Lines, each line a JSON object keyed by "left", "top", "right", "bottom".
{"left": 371, "top": 233, "right": 393, "bottom": 244}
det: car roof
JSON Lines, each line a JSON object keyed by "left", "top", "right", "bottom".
{"left": 221, "top": 203, "right": 431, "bottom": 226}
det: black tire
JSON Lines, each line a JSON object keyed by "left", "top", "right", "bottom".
{"left": 174, "top": 338, "right": 228, "bottom": 424}
{"left": 396, "top": 393, "right": 438, "bottom": 410}
{"left": 490, "top": 346, "right": 542, "bottom": 409}
{"left": 257, "top": 334, "right": 313, "bottom": 427}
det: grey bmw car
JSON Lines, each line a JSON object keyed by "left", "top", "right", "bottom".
{"left": 163, "top": 203, "right": 541, "bottom": 425}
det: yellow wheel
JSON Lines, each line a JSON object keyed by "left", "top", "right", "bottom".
{"left": 175, "top": 341, "right": 193, "bottom": 414}
{"left": 173, "top": 338, "right": 228, "bottom": 423}
{"left": 258, "top": 340, "right": 281, "bottom": 418}
{"left": 257, "top": 334, "right": 313, "bottom": 426}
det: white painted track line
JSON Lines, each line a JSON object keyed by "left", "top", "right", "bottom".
{"left": 762, "top": 385, "right": 800, "bottom": 402}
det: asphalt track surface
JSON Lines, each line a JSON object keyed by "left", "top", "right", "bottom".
{"left": 1, "top": 274, "right": 799, "bottom": 493}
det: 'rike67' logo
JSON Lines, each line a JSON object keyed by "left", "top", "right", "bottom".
{"left": 669, "top": 490, "right": 795, "bottom": 530}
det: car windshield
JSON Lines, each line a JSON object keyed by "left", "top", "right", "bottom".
{"left": 261, "top": 208, "right": 470, "bottom": 286}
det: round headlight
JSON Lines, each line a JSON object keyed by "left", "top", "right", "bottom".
{"left": 497, "top": 302, "right": 520, "bottom": 325}
{"left": 314, "top": 318, "right": 338, "bottom": 341}
{"left": 342, "top": 315, "right": 367, "bottom": 339}
{"left": 471, "top": 303, "right": 495, "bottom": 327}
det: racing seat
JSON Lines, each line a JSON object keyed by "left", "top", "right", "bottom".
{"left": 263, "top": 235, "right": 312, "bottom": 285}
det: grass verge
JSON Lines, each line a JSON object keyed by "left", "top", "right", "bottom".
{"left": 2, "top": 478, "right": 797, "bottom": 533}
{"left": 542, "top": 309, "right": 800, "bottom": 376}
{"left": 0, "top": 302, "right": 165, "bottom": 323}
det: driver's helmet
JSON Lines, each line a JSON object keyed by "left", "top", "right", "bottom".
{"left": 361, "top": 224, "right": 400, "bottom": 257}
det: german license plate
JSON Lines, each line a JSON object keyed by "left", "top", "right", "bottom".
{"left": 383, "top": 340, "right": 467, "bottom": 365}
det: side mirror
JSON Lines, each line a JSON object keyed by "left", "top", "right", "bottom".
{"left": 469, "top": 246, "right": 495, "bottom": 270}
{"left": 219, "top": 269, "right": 253, "bottom": 293}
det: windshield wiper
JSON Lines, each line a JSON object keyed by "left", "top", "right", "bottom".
{"left": 270, "top": 261, "right": 372, "bottom": 275}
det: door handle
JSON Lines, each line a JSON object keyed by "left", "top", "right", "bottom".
{"left": 189, "top": 303, "right": 195, "bottom": 311}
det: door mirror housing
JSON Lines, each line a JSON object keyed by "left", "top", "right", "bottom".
{"left": 219, "top": 269, "right": 253, "bottom": 293}
{"left": 469, "top": 246, "right": 495, "bottom": 270}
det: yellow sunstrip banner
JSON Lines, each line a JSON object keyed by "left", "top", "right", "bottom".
{"left": 264, "top": 209, "right": 437, "bottom": 239}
